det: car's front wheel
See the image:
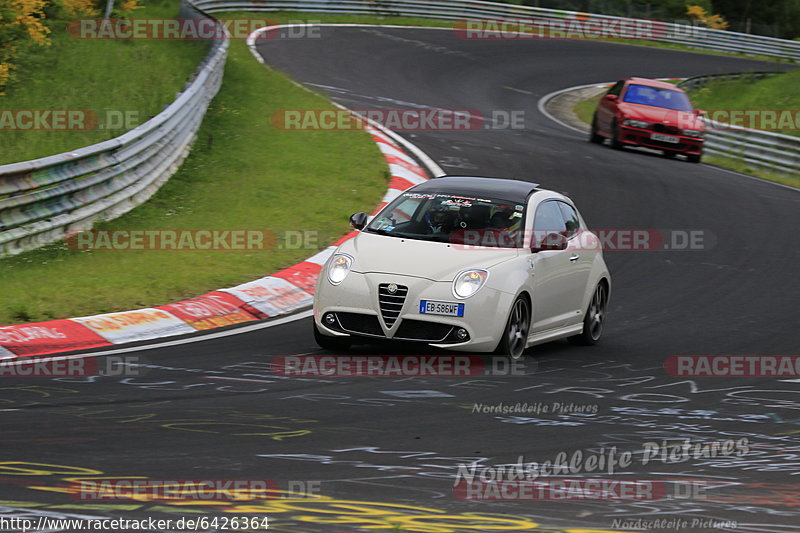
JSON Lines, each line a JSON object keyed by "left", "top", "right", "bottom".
{"left": 589, "top": 115, "right": 603, "bottom": 144}
{"left": 569, "top": 282, "right": 608, "bottom": 346}
{"left": 610, "top": 120, "right": 623, "bottom": 149}
{"left": 687, "top": 153, "right": 702, "bottom": 163}
{"left": 313, "top": 321, "right": 352, "bottom": 351}
{"left": 496, "top": 296, "right": 531, "bottom": 359}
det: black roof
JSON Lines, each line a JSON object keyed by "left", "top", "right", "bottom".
{"left": 411, "top": 176, "right": 540, "bottom": 202}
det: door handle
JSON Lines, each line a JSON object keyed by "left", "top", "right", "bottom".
{"left": 569, "top": 254, "right": 580, "bottom": 262}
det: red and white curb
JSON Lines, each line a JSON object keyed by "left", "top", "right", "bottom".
{"left": 0, "top": 122, "right": 430, "bottom": 358}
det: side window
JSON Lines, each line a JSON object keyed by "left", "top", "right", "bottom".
{"left": 533, "top": 201, "right": 566, "bottom": 245}
{"left": 557, "top": 202, "right": 580, "bottom": 238}
{"left": 607, "top": 80, "right": 624, "bottom": 97}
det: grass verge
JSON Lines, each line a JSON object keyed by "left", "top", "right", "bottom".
{"left": 574, "top": 94, "right": 603, "bottom": 126}
{"left": 0, "top": 0, "right": 210, "bottom": 164}
{"left": 0, "top": 29, "right": 388, "bottom": 325}
{"left": 703, "top": 154, "right": 800, "bottom": 188}
{"left": 686, "top": 69, "right": 800, "bottom": 138}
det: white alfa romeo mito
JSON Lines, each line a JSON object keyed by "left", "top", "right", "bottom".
{"left": 313, "top": 176, "right": 610, "bottom": 358}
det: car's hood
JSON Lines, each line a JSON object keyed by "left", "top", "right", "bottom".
{"left": 339, "top": 231, "right": 520, "bottom": 281}
{"left": 619, "top": 103, "right": 704, "bottom": 130}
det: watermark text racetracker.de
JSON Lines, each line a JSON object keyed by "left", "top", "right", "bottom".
{"left": 65, "top": 229, "right": 319, "bottom": 251}
{"left": 68, "top": 18, "right": 322, "bottom": 40}
{"left": 665, "top": 355, "right": 800, "bottom": 377}
{"left": 453, "top": 18, "right": 701, "bottom": 40}
{"left": 0, "top": 355, "right": 146, "bottom": 378}
{"left": 272, "top": 108, "right": 525, "bottom": 131}
{"left": 272, "top": 354, "right": 533, "bottom": 377}
{"left": 452, "top": 228, "right": 714, "bottom": 251}
{"left": 454, "top": 478, "right": 703, "bottom": 501}
{"left": 0, "top": 109, "right": 142, "bottom": 131}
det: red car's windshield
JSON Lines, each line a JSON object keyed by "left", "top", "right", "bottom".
{"left": 622, "top": 84, "right": 693, "bottom": 111}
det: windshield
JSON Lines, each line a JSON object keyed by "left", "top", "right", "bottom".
{"left": 364, "top": 191, "right": 526, "bottom": 248}
{"left": 622, "top": 84, "right": 693, "bottom": 111}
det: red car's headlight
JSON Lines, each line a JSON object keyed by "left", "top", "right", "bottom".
{"left": 682, "top": 129, "right": 705, "bottom": 138}
{"left": 622, "top": 119, "right": 650, "bottom": 129}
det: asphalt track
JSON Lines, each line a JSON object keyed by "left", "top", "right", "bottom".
{"left": 3, "top": 27, "right": 800, "bottom": 533}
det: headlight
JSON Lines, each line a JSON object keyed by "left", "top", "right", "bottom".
{"left": 327, "top": 254, "right": 353, "bottom": 285}
{"left": 682, "top": 129, "right": 705, "bottom": 138}
{"left": 622, "top": 119, "right": 649, "bottom": 129}
{"left": 452, "top": 269, "right": 489, "bottom": 299}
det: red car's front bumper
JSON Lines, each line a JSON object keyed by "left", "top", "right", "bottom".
{"left": 619, "top": 125, "right": 704, "bottom": 155}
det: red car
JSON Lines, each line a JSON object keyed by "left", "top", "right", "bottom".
{"left": 590, "top": 77, "right": 706, "bottom": 163}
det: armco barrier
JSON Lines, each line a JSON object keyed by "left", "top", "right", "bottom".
{"left": 0, "top": 120, "right": 430, "bottom": 358}
{"left": 193, "top": 0, "right": 800, "bottom": 61}
{"left": 677, "top": 73, "right": 800, "bottom": 175}
{"left": 0, "top": 2, "right": 228, "bottom": 256}
{"left": 677, "top": 71, "right": 783, "bottom": 91}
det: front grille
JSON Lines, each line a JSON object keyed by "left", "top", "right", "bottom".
{"left": 645, "top": 140, "right": 687, "bottom": 150}
{"left": 394, "top": 320, "right": 455, "bottom": 342}
{"left": 653, "top": 123, "right": 681, "bottom": 135}
{"left": 378, "top": 283, "right": 408, "bottom": 327}
{"left": 336, "top": 313, "right": 384, "bottom": 337}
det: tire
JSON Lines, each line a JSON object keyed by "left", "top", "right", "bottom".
{"left": 495, "top": 296, "right": 531, "bottom": 360}
{"left": 662, "top": 150, "right": 676, "bottom": 158}
{"left": 569, "top": 282, "right": 608, "bottom": 346}
{"left": 610, "top": 120, "right": 623, "bottom": 149}
{"left": 687, "top": 153, "right": 702, "bottom": 163}
{"left": 589, "top": 116, "right": 603, "bottom": 144}
{"left": 313, "top": 321, "right": 351, "bottom": 351}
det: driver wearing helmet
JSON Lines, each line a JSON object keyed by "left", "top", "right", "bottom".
{"left": 425, "top": 203, "right": 456, "bottom": 234}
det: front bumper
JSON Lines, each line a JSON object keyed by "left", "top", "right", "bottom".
{"left": 313, "top": 271, "right": 514, "bottom": 353}
{"left": 620, "top": 125, "right": 704, "bottom": 154}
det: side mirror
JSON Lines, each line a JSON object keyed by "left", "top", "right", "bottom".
{"left": 604, "top": 94, "right": 618, "bottom": 102}
{"left": 532, "top": 232, "right": 568, "bottom": 252}
{"left": 350, "top": 212, "right": 368, "bottom": 230}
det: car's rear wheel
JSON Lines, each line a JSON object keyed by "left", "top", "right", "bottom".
{"left": 687, "top": 153, "right": 702, "bottom": 163}
{"left": 569, "top": 282, "right": 608, "bottom": 346}
{"left": 610, "top": 120, "right": 623, "bottom": 149}
{"left": 496, "top": 296, "right": 530, "bottom": 360}
{"left": 589, "top": 115, "right": 603, "bottom": 144}
{"left": 313, "top": 321, "right": 351, "bottom": 351}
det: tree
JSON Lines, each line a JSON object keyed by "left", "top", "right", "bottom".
{"left": 0, "top": 0, "right": 51, "bottom": 95}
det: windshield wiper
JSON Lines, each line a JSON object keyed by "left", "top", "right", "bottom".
{"left": 365, "top": 228, "right": 410, "bottom": 238}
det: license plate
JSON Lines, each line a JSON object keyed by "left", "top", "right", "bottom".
{"left": 419, "top": 300, "right": 464, "bottom": 317}
{"left": 651, "top": 133, "right": 679, "bottom": 143}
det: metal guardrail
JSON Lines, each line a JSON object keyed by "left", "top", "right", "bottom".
{"left": 677, "top": 71, "right": 783, "bottom": 90}
{"left": 677, "top": 72, "right": 800, "bottom": 176}
{"left": 193, "top": 0, "right": 800, "bottom": 61}
{"left": 0, "top": 2, "right": 228, "bottom": 255}
{"left": 702, "top": 126, "right": 800, "bottom": 175}
{"left": 2, "top": 1, "right": 797, "bottom": 256}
